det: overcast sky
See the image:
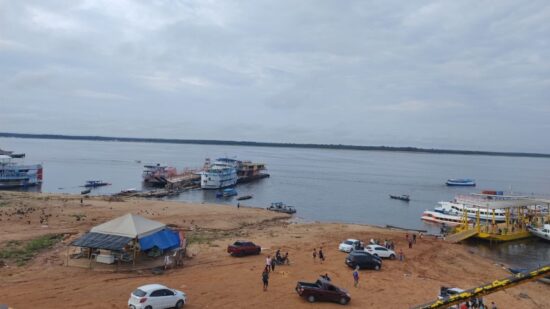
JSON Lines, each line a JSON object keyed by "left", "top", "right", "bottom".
{"left": 1, "top": 1, "right": 549, "bottom": 152}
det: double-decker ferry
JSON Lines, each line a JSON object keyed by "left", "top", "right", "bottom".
{"left": 0, "top": 155, "right": 43, "bottom": 188}
{"left": 200, "top": 158, "right": 238, "bottom": 189}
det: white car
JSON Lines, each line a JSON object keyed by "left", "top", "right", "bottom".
{"left": 365, "top": 244, "right": 396, "bottom": 259}
{"left": 338, "top": 239, "right": 361, "bottom": 252}
{"left": 128, "top": 284, "right": 187, "bottom": 309}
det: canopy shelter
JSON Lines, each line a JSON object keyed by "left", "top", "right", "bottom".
{"left": 71, "top": 232, "right": 132, "bottom": 251}
{"left": 90, "top": 213, "right": 165, "bottom": 238}
{"left": 139, "top": 229, "right": 180, "bottom": 251}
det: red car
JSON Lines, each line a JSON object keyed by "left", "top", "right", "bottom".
{"left": 227, "top": 241, "right": 261, "bottom": 256}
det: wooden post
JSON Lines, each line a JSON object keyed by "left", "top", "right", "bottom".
{"left": 132, "top": 239, "right": 137, "bottom": 269}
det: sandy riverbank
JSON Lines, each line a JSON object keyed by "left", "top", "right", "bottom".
{"left": 0, "top": 191, "right": 548, "bottom": 308}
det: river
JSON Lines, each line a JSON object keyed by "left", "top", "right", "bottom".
{"left": 1, "top": 137, "right": 549, "bottom": 269}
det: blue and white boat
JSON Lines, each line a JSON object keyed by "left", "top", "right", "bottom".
{"left": 201, "top": 158, "right": 238, "bottom": 189}
{"left": 446, "top": 179, "right": 476, "bottom": 186}
{"left": 216, "top": 188, "right": 238, "bottom": 198}
{"left": 0, "top": 155, "right": 43, "bottom": 188}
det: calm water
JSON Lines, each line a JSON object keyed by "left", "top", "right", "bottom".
{"left": 1, "top": 137, "right": 549, "bottom": 269}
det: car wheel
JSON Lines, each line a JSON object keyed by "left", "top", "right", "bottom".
{"left": 339, "top": 297, "right": 349, "bottom": 305}
{"left": 374, "top": 264, "right": 380, "bottom": 271}
{"left": 144, "top": 306, "right": 152, "bottom": 309}
{"left": 389, "top": 254, "right": 395, "bottom": 260}
{"left": 175, "top": 299, "right": 184, "bottom": 309}
{"left": 307, "top": 295, "right": 315, "bottom": 303}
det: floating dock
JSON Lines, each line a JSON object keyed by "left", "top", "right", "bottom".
{"left": 447, "top": 194, "right": 550, "bottom": 242}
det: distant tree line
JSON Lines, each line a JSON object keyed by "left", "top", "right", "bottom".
{"left": 1, "top": 132, "right": 549, "bottom": 159}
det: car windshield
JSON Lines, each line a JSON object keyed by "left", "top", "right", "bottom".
{"left": 344, "top": 241, "right": 354, "bottom": 245}
{"left": 132, "top": 289, "right": 147, "bottom": 297}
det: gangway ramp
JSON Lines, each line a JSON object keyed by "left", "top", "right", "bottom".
{"left": 445, "top": 229, "right": 478, "bottom": 243}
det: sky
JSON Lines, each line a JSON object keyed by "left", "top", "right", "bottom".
{"left": 1, "top": 1, "right": 549, "bottom": 152}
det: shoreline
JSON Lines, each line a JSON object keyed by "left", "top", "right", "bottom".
{"left": 0, "top": 191, "right": 548, "bottom": 308}
{"left": 3, "top": 132, "right": 550, "bottom": 158}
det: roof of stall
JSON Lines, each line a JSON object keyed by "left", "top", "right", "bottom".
{"left": 90, "top": 213, "right": 165, "bottom": 238}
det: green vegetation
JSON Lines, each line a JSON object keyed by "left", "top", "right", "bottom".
{"left": 0, "top": 234, "right": 63, "bottom": 266}
{"left": 2, "top": 132, "right": 550, "bottom": 159}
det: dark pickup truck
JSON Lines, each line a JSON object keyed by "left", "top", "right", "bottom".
{"left": 227, "top": 240, "right": 261, "bottom": 256}
{"left": 295, "top": 278, "right": 351, "bottom": 305}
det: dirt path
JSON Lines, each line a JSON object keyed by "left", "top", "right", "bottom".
{"left": 0, "top": 192, "right": 548, "bottom": 308}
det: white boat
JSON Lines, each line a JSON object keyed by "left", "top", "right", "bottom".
{"left": 436, "top": 200, "right": 507, "bottom": 222}
{"left": 0, "top": 155, "right": 43, "bottom": 188}
{"left": 528, "top": 224, "right": 550, "bottom": 241}
{"left": 421, "top": 210, "right": 470, "bottom": 226}
{"left": 200, "top": 158, "right": 238, "bottom": 189}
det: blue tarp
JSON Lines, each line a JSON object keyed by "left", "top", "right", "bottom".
{"left": 139, "top": 229, "right": 180, "bottom": 251}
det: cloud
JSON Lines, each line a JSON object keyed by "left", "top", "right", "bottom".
{"left": 0, "top": 1, "right": 549, "bottom": 152}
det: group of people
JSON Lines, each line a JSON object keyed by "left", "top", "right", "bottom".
{"left": 262, "top": 249, "right": 290, "bottom": 291}
{"left": 312, "top": 247, "right": 325, "bottom": 263}
{"left": 456, "top": 298, "right": 497, "bottom": 309}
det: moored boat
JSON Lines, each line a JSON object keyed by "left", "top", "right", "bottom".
{"left": 218, "top": 188, "right": 238, "bottom": 197}
{"left": 201, "top": 158, "right": 238, "bottom": 189}
{"left": 436, "top": 200, "right": 507, "bottom": 222}
{"left": 81, "top": 189, "right": 91, "bottom": 195}
{"left": 142, "top": 164, "right": 177, "bottom": 186}
{"left": 237, "top": 195, "right": 253, "bottom": 201}
{"left": 421, "top": 210, "right": 471, "bottom": 226}
{"left": 446, "top": 179, "right": 476, "bottom": 186}
{"left": 267, "top": 202, "right": 296, "bottom": 214}
{"left": 83, "top": 180, "right": 111, "bottom": 187}
{"left": 389, "top": 194, "right": 410, "bottom": 202}
{"left": 527, "top": 224, "right": 550, "bottom": 241}
{"left": 0, "top": 155, "right": 43, "bottom": 188}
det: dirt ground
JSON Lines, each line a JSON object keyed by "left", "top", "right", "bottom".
{"left": 0, "top": 191, "right": 549, "bottom": 309}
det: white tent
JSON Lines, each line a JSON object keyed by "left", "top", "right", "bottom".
{"left": 90, "top": 213, "right": 165, "bottom": 238}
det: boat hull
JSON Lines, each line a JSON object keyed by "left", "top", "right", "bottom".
{"left": 528, "top": 226, "right": 550, "bottom": 241}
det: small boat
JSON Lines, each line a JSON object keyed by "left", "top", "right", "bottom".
{"left": 217, "top": 188, "right": 238, "bottom": 198}
{"left": 80, "top": 189, "right": 91, "bottom": 195}
{"left": 446, "top": 179, "right": 476, "bottom": 186}
{"left": 527, "top": 224, "right": 550, "bottom": 241}
{"left": 267, "top": 202, "right": 297, "bottom": 214}
{"left": 389, "top": 194, "right": 410, "bottom": 202}
{"left": 237, "top": 195, "right": 253, "bottom": 201}
{"left": 421, "top": 210, "right": 470, "bottom": 226}
{"left": 508, "top": 268, "right": 550, "bottom": 284}
{"left": 83, "top": 180, "right": 111, "bottom": 187}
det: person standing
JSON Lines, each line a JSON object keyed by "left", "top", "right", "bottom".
{"left": 353, "top": 266, "right": 359, "bottom": 288}
{"left": 408, "top": 239, "right": 413, "bottom": 249}
{"left": 270, "top": 256, "right": 276, "bottom": 272}
{"left": 262, "top": 269, "right": 269, "bottom": 291}
{"left": 237, "top": 202, "right": 240, "bottom": 208}
{"left": 491, "top": 301, "right": 497, "bottom": 309}
{"left": 266, "top": 255, "right": 272, "bottom": 273}
{"left": 399, "top": 249, "right": 404, "bottom": 261}
{"left": 318, "top": 247, "right": 325, "bottom": 264}
{"left": 312, "top": 248, "right": 317, "bottom": 263}
{"left": 413, "top": 233, "right": 417, "bottom": 244}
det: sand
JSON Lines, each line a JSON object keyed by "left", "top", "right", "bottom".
{"left": 0, "top": 191, "right": 548, "bottom": 308}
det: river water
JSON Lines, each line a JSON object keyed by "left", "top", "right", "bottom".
{"left": 1, "top": 137, "right": 549, "bottom": 269}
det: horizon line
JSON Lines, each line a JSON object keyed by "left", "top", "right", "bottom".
{"left": 1, "top": 132, "right": 549, "bottom": 159}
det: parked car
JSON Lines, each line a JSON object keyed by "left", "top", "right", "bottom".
{"left": 345, "top": 250, "right": 382, "bottom": 270}
{"left": 295, "top": 278, "right": 351, "bottom": 305}
{"left": 227, "top": 240, "right": 261, "bottom": 256}
{"left": 365, "top": 244, "right": 396, "bottom": 259}
{"left": 338, "top": 239, "right": 361, "bottom": 253}
{"left": 128, "top": 284, "right": 187, "bottom": 309}
{"left": 438, "top": 286, "right": 465, "bottom": 299}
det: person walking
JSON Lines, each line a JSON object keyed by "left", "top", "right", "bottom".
{"left": 318, "top": 247, "right": 325, "bottom": 264}
{"left": 270, "top": 255, "right": 276, "bottom": 272}
{"left": 262, "top": 269, "right": 269, "bottom": 291}
{"left": 353, "top": 266, "right": 359, "bottom": 288}
{"left": 413, "top": 233, "right": 417, "bottom": 244}
{"left": 312, "top": 248, "right": 317, "bottom": 263}
{"left": 237, "top": 202, "right": 240, "bottom": 208}
{"left": 266, "top": 255, "right": 272, "bottom": 273}
{"left": 399, "top": 249, "right": 404, "bottom": 261}
{"left": 408, "top": 239, "right": 413, "bottom": 249}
